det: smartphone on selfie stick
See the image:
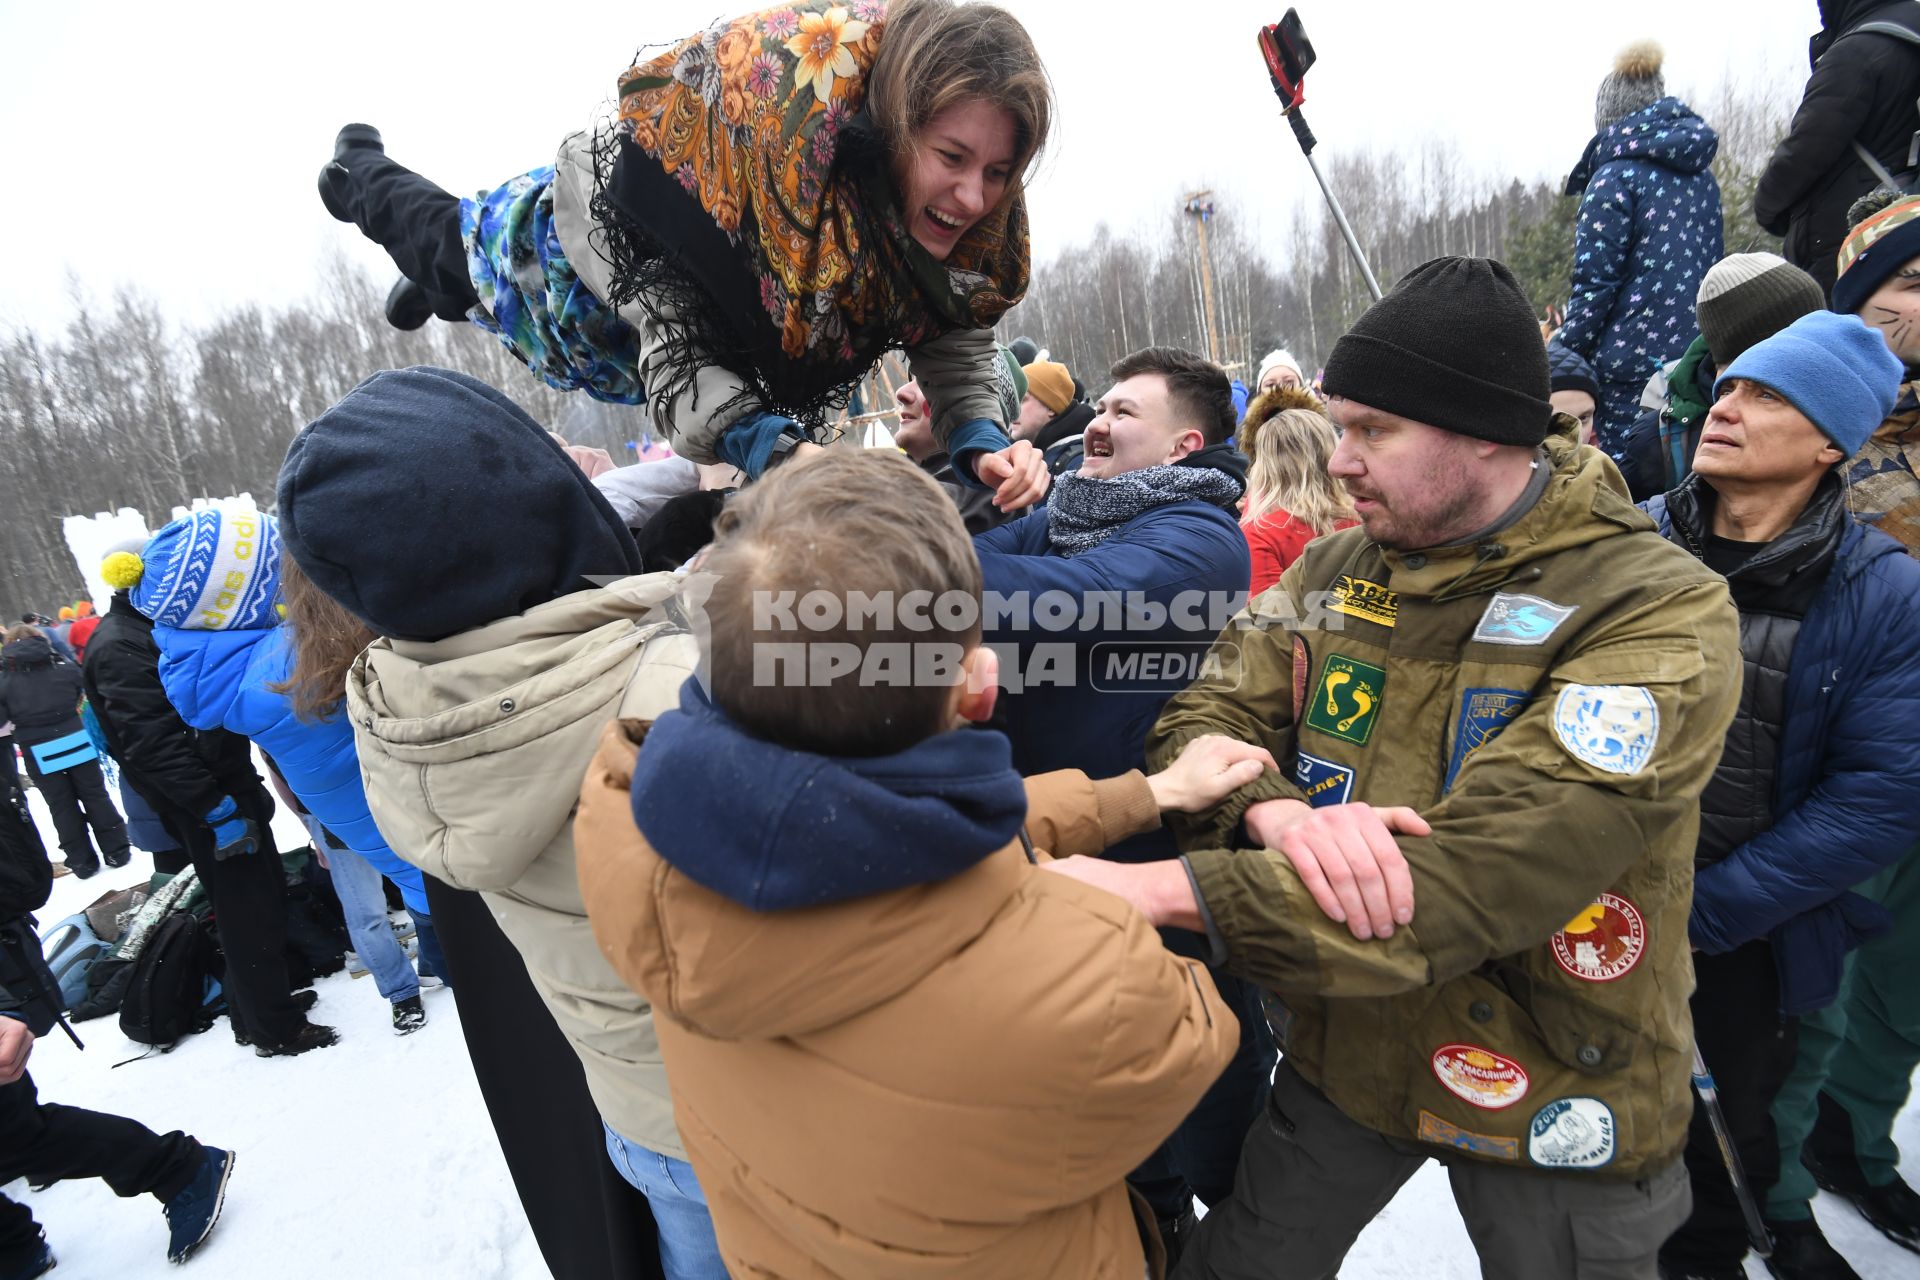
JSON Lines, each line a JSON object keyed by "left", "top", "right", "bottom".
{"left": 1258, "top": 11, "right": 1383, "bottom": 301}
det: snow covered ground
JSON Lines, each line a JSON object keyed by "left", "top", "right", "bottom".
{"left": 8, "top": 784, "right": 1917, "bottom": 1278}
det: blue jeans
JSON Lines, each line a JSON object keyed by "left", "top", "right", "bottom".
{"left": 601, "top": 1124, "right": 726, "bottom": 1280}
{"left": 316, "top": 826, "right": 420, "bottom": 1004}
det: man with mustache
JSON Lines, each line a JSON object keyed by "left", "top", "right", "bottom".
{"left": 1047, "top": 257, "right": 1745, "bottom": 1278}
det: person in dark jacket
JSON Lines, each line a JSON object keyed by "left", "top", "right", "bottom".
{"left": 1617, "top": 253, "right": 1827, "bottom": 501}
{"left": 1557, "top": 43, "right": 1724, "bottom": 454}
{"left": 1757, "top": 0, "right": 1920, "bottom": 297}
{"left": 0, "top": 787, "right": 236, "bottom": 1273}
{"left": 79, "top": 579, "right": 332, "bottom": 1060}
{"left": 1643, "top": 311, "right": 1920, "bottom": 1280}
{"left": 1546, "top": 338, "right": 1600, "bottom": 443}
{"left": 974, "top": 345, "right": 1263, "bottom": 1263}
{"left": 0, "top": 628, "right": 128, "bottom": 878}
{"left": 1014, "top": 358, "right": 1098, "bottom": 475}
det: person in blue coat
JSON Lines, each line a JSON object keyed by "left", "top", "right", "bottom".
{"left": 1641, "top": 311, "right": 1920, "bottom": 1278}
{"left": 1557, "top": 43, "right": 1724, "bottom": 455}
{"left": 973, "top": 345, "right": 1261, "bottom": 1265}
{"left": 114, "top": 507, "right": 442, "bottom": 1036}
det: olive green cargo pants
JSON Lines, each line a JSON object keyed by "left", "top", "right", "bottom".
{"left": 1177, "top": 1063, "right": 1692, "bottom": 1280}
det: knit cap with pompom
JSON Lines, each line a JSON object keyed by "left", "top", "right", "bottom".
{"left": 100, "top": 547, "right": 146, "bottom": 590}
{"left": 1595, "top": 41, "right": 1665, "bottom": 130}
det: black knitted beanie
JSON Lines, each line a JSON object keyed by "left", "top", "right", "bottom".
{"left": 1321, "top": 257, "right": 1553, "bottom": 447}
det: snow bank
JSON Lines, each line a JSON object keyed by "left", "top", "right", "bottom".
{"left": 62, "top": 495, "right": 262, "bottom": 615}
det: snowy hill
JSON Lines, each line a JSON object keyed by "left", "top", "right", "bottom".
{"left": 7, "top": 786, "right": 1916, "bottom": 1278}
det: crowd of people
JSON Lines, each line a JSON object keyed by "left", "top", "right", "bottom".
{"left": 4, "top": 2, "right": 1920, "bottom": 1278}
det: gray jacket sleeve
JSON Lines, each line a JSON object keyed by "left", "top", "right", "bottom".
{"left": 550, "top": 130, "right": 761, "bottom": 466}
{"left": 907, "top": 325, "right": 1011, "bottom": 452}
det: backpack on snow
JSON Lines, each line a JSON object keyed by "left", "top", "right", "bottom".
{"left": 118, "top": 911, "right": 222, "bottom": 1048}
{"left": 39, "top": 911, "right": 109, "bottom": 1009}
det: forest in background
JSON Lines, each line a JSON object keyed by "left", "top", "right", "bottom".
{"left": 0, "top": 76, "right": 1791, "bottom": 618}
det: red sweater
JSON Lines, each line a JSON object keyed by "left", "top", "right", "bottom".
{"left": 1242, "top": 510, "right": 1357, "bottom": 595}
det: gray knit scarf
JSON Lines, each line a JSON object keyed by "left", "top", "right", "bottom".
{"left": 1045, "top": 464, "right": 1244, "bottom": 555}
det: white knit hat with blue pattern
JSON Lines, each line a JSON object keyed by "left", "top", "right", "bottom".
{"left": 111, "top": 507, "right": 282, "bottom": 631}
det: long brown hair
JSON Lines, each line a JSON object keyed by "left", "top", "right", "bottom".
{"left": 1243, "top": 408, "right": 1357, "bottom": 535}
{"left": 271, "top": 549, "right": 376, "bottom": 723}
{"left": 867, "top": 0, "right": 1053, "bottom": 199}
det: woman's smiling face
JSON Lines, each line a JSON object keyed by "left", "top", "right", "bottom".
{"left": 897, "top": 98, "right": 1016, "bottom": 259}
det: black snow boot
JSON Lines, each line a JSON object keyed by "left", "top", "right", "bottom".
{"left": 317, "top": 123, "right": 384, "bottom": 222}
{"left": 254, "top": 1020, "right": 338, "bottom": 1059}
{"left": 1762, "top": 1217, "right": 1861, "bottom": 1280}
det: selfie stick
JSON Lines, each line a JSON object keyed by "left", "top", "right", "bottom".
{"left": 1259, "top": 14, "right": 1383, "bottom": 301}
{"left": 1692, "top": 1045, "right": 1773, "bottom": 1258}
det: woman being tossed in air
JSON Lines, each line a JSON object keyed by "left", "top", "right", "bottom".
{"left": 319, "top": 0, "right": 1051, "bottom": 508}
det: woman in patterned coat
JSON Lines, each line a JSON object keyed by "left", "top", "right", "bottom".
{"left": 318, "top": 0, "right": 1051, "bottom": 511}
{"left": 1556, "top": 43, "right": 1724, "bottom": 455}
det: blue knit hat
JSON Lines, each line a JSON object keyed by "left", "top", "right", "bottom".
{"left": 111, "top": 508, "right": 282, "bottom": 631}
{"left": 1715, "top": 311, "right": 1901, "bottom": 457}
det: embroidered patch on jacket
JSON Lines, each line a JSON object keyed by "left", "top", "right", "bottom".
{"left": 1431, "top": 1043, "right": 1531, "bottom": 1111}
{"left": 1293, "top": 750, "right": 1355, "bottom": 808}
{"left": 1552, "top": 684, "right": 1659, "bottom": 776}
{"left": 1443, "top": 687, "right": 1528, "bottom": 793}
{"left": 1528, "top": 1097, "right": 1617, "bottom": 1169}
{"left": 1417, "top": 1110, "right": 1520, "bottom": 1160}
{"left": 1328, "top": 575, "right": 1399, "bottom": 628}
{"left": 1472, "top": 593, "right": 1578, "bottom": 646}
{"left": 1551, "top": 893, "right": 1647, "bottom": 982}
{"left": 1304, "top": 654, "right": 1385, "bottom": 746}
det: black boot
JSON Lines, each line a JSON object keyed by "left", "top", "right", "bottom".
{"left": 1762, "top": 1217, "right": 1861, "bottom": 1280}
{"left": 254, "top": 1020, "right": 338, "bottom": 1059}
{"left": 317, "top": 123, "right": 384, "bottom": 223}
{"left": 1808, "top": 1154, "right": 1920, "bottom": 1254}
{"left": 1802, "top": 1092, "right": 1920, "bottom": 1254}
{"left": 385, "top": 278, "right": 432, "bottom": 331}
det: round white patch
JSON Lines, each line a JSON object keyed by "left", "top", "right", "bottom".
{"left": 1552, "top": 684, "right": 1659, "bottom": 776}
{"left": 1528, "top": 1096, "right": 1616, "bottom": 1169}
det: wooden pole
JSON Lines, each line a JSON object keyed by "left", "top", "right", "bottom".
{"left": 1184, "top": 190, "right": 1224, "bottom": 364}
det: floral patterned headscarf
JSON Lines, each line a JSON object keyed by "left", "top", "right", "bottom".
{"left": 597, "top": 0, "right": 1031, "bottom": 423}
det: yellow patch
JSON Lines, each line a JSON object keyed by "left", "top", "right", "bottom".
{"left": 1329, "top": 575, "right": 1398, "bottom": 628}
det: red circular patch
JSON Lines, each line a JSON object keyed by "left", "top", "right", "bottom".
{"left": 1550, "top": 893, "right": 1647, "bottom": 983}
{"left": 1431, "top": 1042, "right": 1531, "bottom": 1111}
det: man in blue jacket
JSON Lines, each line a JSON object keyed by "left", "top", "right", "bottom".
{"left": 1643, "top": 311, "right": 1920, "bottom": 1280}
{"left": 972, "top": 345, "right": 1259, "bottom": 1263}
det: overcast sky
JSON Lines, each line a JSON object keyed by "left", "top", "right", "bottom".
{"left": 0, "top": 0, "right": 1818, "bottom": 331}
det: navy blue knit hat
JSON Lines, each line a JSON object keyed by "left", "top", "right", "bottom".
{"left": 277, "top": 367, "right": 642, "bottom": 641}
{"left": 1546, "top": 339, "right": 1600, "bottom": 401}
{"left": 1716, "top": 311, "right": 1901, "bottom": 457}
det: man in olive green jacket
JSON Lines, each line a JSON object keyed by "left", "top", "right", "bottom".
{"left": 1049, "top": 257, "right": 1742, "bottom": 1280}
